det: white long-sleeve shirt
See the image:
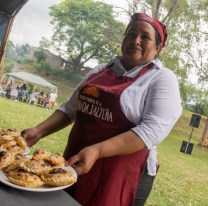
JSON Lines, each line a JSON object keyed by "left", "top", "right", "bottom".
{"left": 58, "top": 56, "right": 182, "bottom": 175}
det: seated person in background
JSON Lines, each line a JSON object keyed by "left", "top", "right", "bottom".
{"left": 44, "top": 94, "right": 49, "bottom": 108}
{"left": 21, "top": 83, "right": 27, "bottom": 91}
{"left": 28, "top": 89, "right": 33, "bottom": 95}
{"left": 1, "top": 81, "right": 6, "bottom": 89}
{"left": 40, "top": 91, "right": 44, "bottom": 97}
{"left": 10, "top": 87, "right": 18, "bottom": 101}
{"left": 21, "top": 89, "right": 28, "bottom": 102}
{"left": 19, "top": 81, "right": 23, "bottom": 88}
{"left": 26, "top": 89, "right": 32, "bottom": 102}
{"left": 36, "top": 91, "right": 45, "bottom": 106}
{"left": 28, "top": 90, "right": 38, "bottom": 105}
{"left": 5, "top": 81, "right": 12, "bottom": 99}
{"left": 16, "top": 86, "right": 23, "bottom": 101}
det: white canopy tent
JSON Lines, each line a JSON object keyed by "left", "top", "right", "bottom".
{"left": 1, "top": 72, "right": 58, "bottom": 93}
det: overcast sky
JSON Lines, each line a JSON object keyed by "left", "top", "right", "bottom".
{"left": 9, "top": 0, "right": 62, "bottom": 47}
{"left": 9, "top": 0, "right": 128, "bottom": 67}
{"left": 9, "top": 0, "right": 128, "bottom": 48}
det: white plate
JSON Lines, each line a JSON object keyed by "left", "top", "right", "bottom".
{"left": 22, "top": 146, "right": 30, "bottom": 155}
{"left": 0, "top": 155, "right": 77, "bottom": 192}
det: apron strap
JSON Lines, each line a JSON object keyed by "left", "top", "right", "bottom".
{"left": 138, "top": 62, "right": 155, "bottom": 77}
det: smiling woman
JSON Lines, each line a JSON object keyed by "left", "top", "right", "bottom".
{"left": 21, "top": 13, "right": 182, "bottom": 206}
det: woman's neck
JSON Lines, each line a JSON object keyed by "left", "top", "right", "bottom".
{"left": 121, "top": 58, "right": 153, "bottom": 71}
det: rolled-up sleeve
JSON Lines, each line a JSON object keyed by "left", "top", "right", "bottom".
{"left": 131, "top": 70, "right": 182, "bottom": 149}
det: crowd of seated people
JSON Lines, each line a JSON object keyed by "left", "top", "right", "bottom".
{"left": 1, "top": 80, "right": 56, "bottom": 109}
{"left": 3, "top": 81, "right": 27, "bottom": 101}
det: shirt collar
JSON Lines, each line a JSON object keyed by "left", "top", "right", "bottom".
{"left": 107, "top": 56, "right": 163, "bottom": 72}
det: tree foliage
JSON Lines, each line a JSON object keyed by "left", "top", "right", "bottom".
{"left": 49, "top": 0, "right": 125, "bottom": 74}
{"left": 15, "top": 43, "right": 30, "bottom": 58}
{"left": 104, "top": 0, "right": 208, "bottom": 84}
{"left": 182, "top": 84, "right": 208, "bottom": 116}
{"left": 35, "top": 48, "right": 46, "bottom": 63}
{"left": 5, "top": 41, "right": 15, "bottom": 57}
{"left": 34, "top": 60, "right": 52, "bottom": 76}
{"left": 39, "top": 37, "right": 51, "bottom": 50}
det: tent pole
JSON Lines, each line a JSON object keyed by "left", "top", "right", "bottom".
{"left": 1, "top": 74, "right": 6, "bottom": 83}
{"left": 5, "top": 76, "right": 12, "bottom": 90}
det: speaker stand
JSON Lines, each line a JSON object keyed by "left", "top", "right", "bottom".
{"left": 189, "top": 126, "right": 194, "bottom": 142}
{"left": 184, "top": 127, "right": 194, "bottom": 154}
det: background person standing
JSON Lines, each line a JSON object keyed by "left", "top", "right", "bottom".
{"left": 47, "top": 90, "right": 57, "bottom": 111}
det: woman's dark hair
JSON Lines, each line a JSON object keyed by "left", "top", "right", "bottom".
{"left": 154, "top": 29, "right": 161, "bottom": 58}
{"left": 155, "top": 29, "right": 161, "bottom": 46}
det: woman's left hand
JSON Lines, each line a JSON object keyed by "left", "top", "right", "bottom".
{"left": 65, "top": 146, "right": 100, "bottom": 176}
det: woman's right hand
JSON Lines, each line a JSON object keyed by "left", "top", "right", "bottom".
{"left": 21, "top": 127, "right": 42, "bottom": 147}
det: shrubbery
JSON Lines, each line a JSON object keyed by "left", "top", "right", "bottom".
{"left": 15, "top": 57, "right": 25, "bottom": 64}
{"left": 53, "top": 68, "right": 83, "bottom": 85}
{"left": 4, "top": 62, "right": 14, "bottom": 73}
{"left": 25, "top": 58, "right": 34, "bottom": 64}
{"left": 35, "top": 49, "right": 46, "bottom": 62}
{"left": 33, "top": 60, "right": 52, "bottom": 76}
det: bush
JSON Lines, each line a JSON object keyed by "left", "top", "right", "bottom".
{"left": 35, "top": 49, "right": 46, "bottom": 62}
{"left": 4, "top": 62, "right": 14, "bottom": 73}
{"left": 25, "top": 58, "right": 34, "bottom": 64}
{"left": 53, "top": 68, "right": 83, "bottom": 85}
{"left": 4, "top": 57, "right": 12, "bottom": 62}
{"left": 34, "top": 60, "right": 52, "bottom": 76}
{"left": 15, "top": 57, "right": 25, "bottom": 64}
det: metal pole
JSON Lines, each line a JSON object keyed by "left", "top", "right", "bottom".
{"left": 185, "top": 127, "right": 194, "bottom": 154}
{"left": 189, "top": 127, "right": 194, "bottom": 142}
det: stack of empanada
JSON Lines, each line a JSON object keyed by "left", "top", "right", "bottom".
{"left": 0, "top": 128, "right": 27, "bottom": 154}
{"left": 1, "top": 148, "right": 77, "bottom": 188}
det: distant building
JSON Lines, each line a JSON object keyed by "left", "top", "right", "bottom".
{"left": 26, "top": 46, "right": 70, "bottom": 69}
{"left": 26, "top": 46, "right": 92, "bottom": 76}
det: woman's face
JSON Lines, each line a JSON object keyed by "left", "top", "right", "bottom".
{"left": 121, "top": 21, "right": 162, "bottom": 70}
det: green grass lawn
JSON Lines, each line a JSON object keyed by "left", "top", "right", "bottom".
{"left": 0, "top": 97, "right": 208, "bottom": 205}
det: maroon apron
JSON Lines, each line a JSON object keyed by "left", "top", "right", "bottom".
{"left": 64, "top": 63, "right": 154, "bottom": 206}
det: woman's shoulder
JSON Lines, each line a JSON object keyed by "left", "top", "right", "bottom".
{"left": 84, "top": 63, "right": 108, "bottom": 79}
{"left": 153, "top": 59, "right": 177, "bottom": 78}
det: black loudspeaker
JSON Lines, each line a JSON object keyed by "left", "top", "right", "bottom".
{"left": 189, "top": 114, "right": 201, "bottom": 128}
{"left": 180, "top": 140, "right": 194, "bottom": 155}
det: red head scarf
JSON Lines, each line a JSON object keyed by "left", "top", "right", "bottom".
{"left": 124, "top": 13, "right": 168, "bottom": 48}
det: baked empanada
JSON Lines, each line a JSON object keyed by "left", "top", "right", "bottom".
{"left": 15, "top": 153, "right": 28, "bottom": 161}
{"left": 51, "top": 162, "right": 65, "bottom": 170}
{"left": 8, "top": 169, "right": 44, "bottom": 188}
{"left": 2, "top": 129, "right": 21, "bottom": 137}
{"left": 32, "top": 149, "right": 51, "bottom": 160}
{"left": 0, "top": 139, "right": 17, "bottom": 148}
{"left": 44, "top": 153, "right": 65, "bottom": 165}
{"left": 14, "top": 136, "right": 27, "bottom": 149}
{"left": 0, "top": 144, "right": 6, "bottom": 152}
{"left": 20, "top": 159, "right": 52, "bottom": 175}
{"left": 0, "top": 151, "right": 15, "bottom": 169}
{"left": 0, "top": 133, "right": 14, "bottom": 141}
{"left": 4, "top": 154, "right": 29, "bottom": 173}
{"left": 41, "top": 168, "right": 77, "bottom": 186}
{"left": 7, "top": 145, "right": 24, "bottom": 155}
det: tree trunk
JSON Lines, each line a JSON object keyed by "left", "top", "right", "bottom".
{"left": 198, "top": 117, "right": 208, "bottom": 147}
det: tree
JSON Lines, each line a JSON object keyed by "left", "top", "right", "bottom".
{"left": 35, "top": 48, "right": 46, "bottom": 62}
{"left": 49, "top": 0, "right": 125, "bottom": 74}
{"left": 39, "top": 37, "right": 51, "bottom": 51}
{"left": 15, "top": 43, "right": 30, "bottom": 57}
{"left": 104, "top": 0, "right": 208, "bottom": 147}
{"left": 5, "top": 41, "right": 15, "bottom": 57}
{"left": 104, "top": 1, "right": 207, "bottom": 82}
